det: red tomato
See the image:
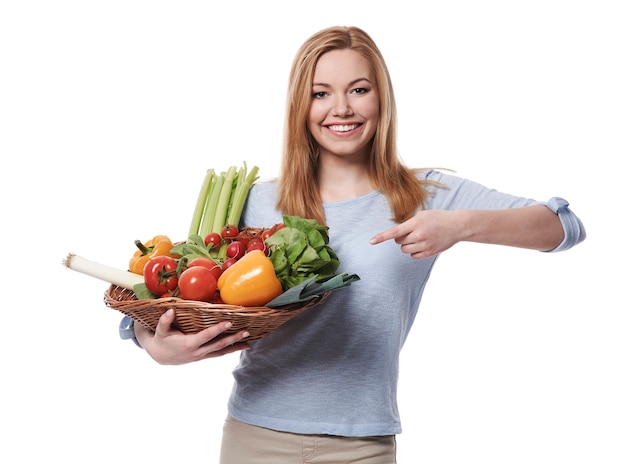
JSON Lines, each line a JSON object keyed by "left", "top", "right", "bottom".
{"left": 143, "top": 256, "right": 179, "bottom": 295}
{"left": 247, "top": 240, "right": 268, "bottom": 255}
{"left": 226, "top": 241, "right": 246, "bottom": 260}
{"left": 236, "top": 231, "right": 252, "bottom": 248}
{"left": 261, "top": 229, "right": 275, "bottom": 241}
{"left": 247, "top": 237, "right": 263, "bottom": 246}
{"left": 221, "top": 225, "right": 239, "bottom": 241}
{"left": 273, "top": 223, "right": 285, "bottom": 231}
{"left": 204, "top": 232, "right": 222, "bottom": 249}
{"left": 187, "top": 257, "right": 222, "bottom": 280}
{"left": 221, "top": 257, "right": 238, "bottom": 272}
{"left": 178, "top": 266, "right": 217, "bottom": 302}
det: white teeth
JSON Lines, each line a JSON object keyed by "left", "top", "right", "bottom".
{"left": 328, "top": 124, "right": 358, "bottom": 132}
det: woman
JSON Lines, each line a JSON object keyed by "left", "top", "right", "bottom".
{"left": 125, "top": 26, "right": 585, "bottom": 463}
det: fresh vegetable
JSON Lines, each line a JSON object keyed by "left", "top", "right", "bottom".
{"left": 204, "top": 232, "right": 222, "bottom": 249}
{"left": 170, "top": 234, "right": 213, "bottom": 262}
{"left": 143, "top": 256, "right": 179, "bottom": 296}
{"left": 188, "top": 164, "right": 259, "bottom": 241}
{"left": 186, "top": 164, "right": 259, "bottom": 262}
{"left": 128, "top": 235, "right": 174, "bottom": 275}
{"left": 261, "top": 229, "right": 275, "bottom": 242}
{"left": 226, "top": 165, "right": 259, "bottom": 227}
{"left": 187, "top": 168, "right": 216, "bottom": 240}
{"left": 247, "top": 240, "right": 268, "bottom": 255}
{"left": 221, "top": 225, "right": 239, "bottom": 241}
{"left": 63, "top": 253, "right": 144, "bottom": 290}
{"left": 221, "top": 257, "right": 238, "bottom": 272}
{"left": 187, "top": 257, "right": 222, "bottom": 280}
{"left": 226, "top": 241, "right": 246, "bottom": 260}
{"left": 236, "top": 230, "right": 253, "bottom": 248}
{"left": 178, "top": 266, "right": 218, "bottom": 302}
{"left": 65, "top": 157, "right": 351, "bottom": 310}
{"left": 265, "top": 215, "right": 340, "bottom": 291}
{"left": 211, "top": 166, "right": 238, "bottom": 235}
{"left": 217, "top": 250, "right": 283, "bottom": 306}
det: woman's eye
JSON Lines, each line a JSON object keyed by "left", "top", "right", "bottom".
{"left": 312, "top": 91, "right": 328, "bottom": 99}
{"left": 352, "top": 87, "right": 369, "bottom": 95}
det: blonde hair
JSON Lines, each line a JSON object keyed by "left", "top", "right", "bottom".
{"left": 277, "top": 26, "right": 434, "bottom": 224}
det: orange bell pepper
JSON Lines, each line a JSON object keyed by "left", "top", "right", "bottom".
{"left": 128, "top": 235, "right": 174, "bottom": 275}
{"left": 217, "top": 250, "right": 283, "bottom": 306}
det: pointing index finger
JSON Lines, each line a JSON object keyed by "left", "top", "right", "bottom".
{"left": 370, "top": 225, "right": 402, "bottom": 245}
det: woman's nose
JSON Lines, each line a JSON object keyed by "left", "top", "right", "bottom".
{"left": 332, "top": 95, "right": 354, "bottom": 117}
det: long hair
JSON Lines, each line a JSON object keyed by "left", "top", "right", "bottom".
{"left": 277, "top": 26, "right": 435, "bottom": 225}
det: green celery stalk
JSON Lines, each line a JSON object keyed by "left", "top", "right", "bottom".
{"left": 191, "top": 163, "right": 259, "bottom": 247}
{"left": 225, "top": 166, "right": 245, "bottom": 224}
{"left": 211, "top": 165, "right": 238, "bottom": 233}
{"left": 226, "top": 164, "right": 259, "bottom": 226}
{"left": 188, "top": 169, "right": 216, "bottom": 237}
{"left": 198, "top": 172, "right": 225, "bottom": 238}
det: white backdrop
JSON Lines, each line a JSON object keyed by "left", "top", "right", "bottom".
{"left": 1, "top": 1, "right": 624, "bottom": 463}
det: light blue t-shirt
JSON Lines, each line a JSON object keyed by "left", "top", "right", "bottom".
{"left": 226, "top": 170, "right": 586, "bottom": 436}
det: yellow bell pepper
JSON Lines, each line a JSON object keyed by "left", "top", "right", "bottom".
{"left": 217, "top": 250, "right": 283, "bottom": 306}
{"left": 128, "top": 235, "right": 174, "bottom": 275}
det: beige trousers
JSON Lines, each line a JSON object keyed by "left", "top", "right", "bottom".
{"left": 220, "top": 414, "right": 397, "bottom": 464}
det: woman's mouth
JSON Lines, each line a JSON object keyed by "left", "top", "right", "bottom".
{"left": 326, "top": 123, "right": 361, "bottom": 133}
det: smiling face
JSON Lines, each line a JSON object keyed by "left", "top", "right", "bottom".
{"left": 307, "top": 49, "right": 380, "bottom": 162}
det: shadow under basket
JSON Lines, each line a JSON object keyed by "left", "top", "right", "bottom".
{"left": 104, "top": 285, "right": 327, "bottom": 342}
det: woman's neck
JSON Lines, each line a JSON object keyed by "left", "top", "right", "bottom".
{"left": 317, "top": 155, "right": 374, "bottom": 203}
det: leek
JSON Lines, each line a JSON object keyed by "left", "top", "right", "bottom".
{"left": 62, "top": 253, "right": 144, "bottom": 290}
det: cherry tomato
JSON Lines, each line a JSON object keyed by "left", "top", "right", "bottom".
{"left": 204, "top": 232, "right": 222, "bottom": 249}
{"left": 261, "top": 229, "right": 275, "bottom": 241}
{"left": 143, "top": 256, "right": 179, "bottom": 295}
{"left": 247, "top": 240, "right": 268, "bottom": 255}
{"left": 187, "top": 257, "right": 222, "bottom": 280}
{"left": 236, "top": 231, "right": 252, "bottom": 248}
{"left": 178, "top": 266, "right": 217, "bottom": 302}
{"left": 221, "top": 257, "right": 238, "bottom": 272}
{"left": 246, "top": 237, "right": 263, "bottom": 249}
{"left": 273, "top": 223, "right": 285, "bottom": 231}
{"left": 221, "top": 225, "right": 239, "bottom": 241}
{"left": 226, "top": 241, "right": 246, "bottom": 260}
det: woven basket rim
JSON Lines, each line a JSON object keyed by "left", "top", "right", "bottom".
{"left": 103, "top": 284, "right": 326, "bottom": 341}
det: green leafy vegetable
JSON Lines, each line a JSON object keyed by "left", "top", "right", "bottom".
{"left": 170, "top": 234, "right": 213, "bottom": 261}
{"left": 265, "top": 215, "right": 340, "bottom": 291}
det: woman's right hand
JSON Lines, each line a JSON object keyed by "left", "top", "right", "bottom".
{"left": 134, "top": 308, "right": 250, "bottom": 365}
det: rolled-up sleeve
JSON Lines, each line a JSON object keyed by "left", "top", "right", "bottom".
{"left": 423, "top": 171, "right": 586, "bottom": 253}
{"left": 544, "top": 197, "right": 586, "bottom": 252}
{"left": 119, "top": 315, "right": 142, "bottom": 348}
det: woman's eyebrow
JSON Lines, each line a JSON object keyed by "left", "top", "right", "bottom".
{"left": 312, "top": 77, "right": 372, "bottom": 87}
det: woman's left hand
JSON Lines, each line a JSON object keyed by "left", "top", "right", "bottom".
{"left": 370, "top": 210, "right": 461, "bottom": 259}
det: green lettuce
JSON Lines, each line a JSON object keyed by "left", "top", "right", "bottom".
{"left": 265, "top": 215, "right": 340, "bottom": 291}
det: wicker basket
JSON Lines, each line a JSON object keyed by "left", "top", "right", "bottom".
{"left": 104, "top": 285, "right": 327, "bottom": 341}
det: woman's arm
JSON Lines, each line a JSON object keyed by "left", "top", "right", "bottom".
{"left": 370, "top": 201, "right": 584, "bottom": 259}
{"left": 455, "top": 204, "right": 563, "bottom": 251}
